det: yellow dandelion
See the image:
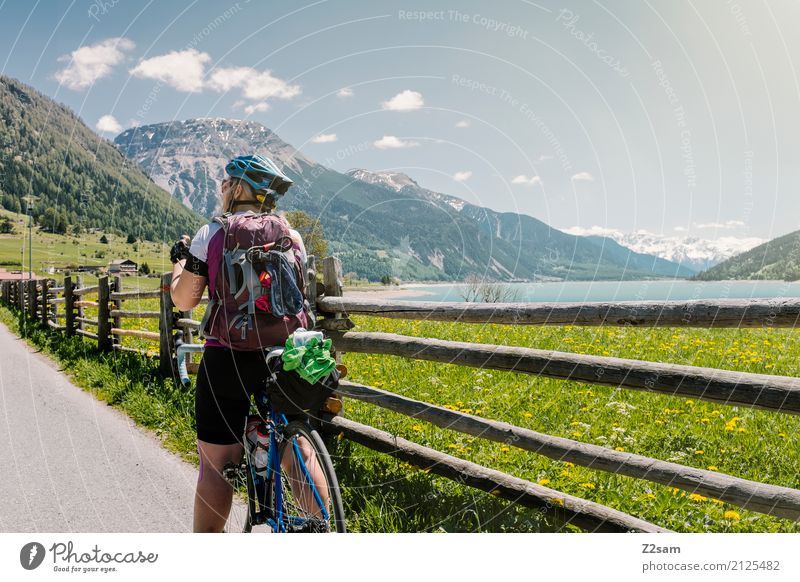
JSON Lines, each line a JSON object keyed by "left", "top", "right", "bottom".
{"left": 411, "top": 424, "right": 424, "bottom": 432}
{"left": 778, "top": 432, "right": 787, "bottom": 439}
{"left": 579, "top": 482, "right": 595, "bottom": 489}
{"left": 490, "top": 490, "right": 501, "bottom": 496}
{"left": 565, "top": 462, "right": 575, "bottom": 467}
{"left": 538, "top": 478, "right": 551, "bottom": 486}
{"left": 559, "top": 470, "right": 571, "bottom": 477}
{"left": 724, "top": 510, "right": 741, "bottom": 520}
{"left": 615, "top": 447, "right": 625, "bottom": 452}
{"left": 694, "top": 450, "right": 704, "bottom": 455}
{"left": 644, "top": 493, "right": 656, "bottom": 500}
{"left": 686, "top": 400, "right": 695, "bottom": 405}
{"left": 700, "top": 418, "right": 710, "bottom": 424}
{"left": 707, "top": 466, "right": 719, "bottom": 471}
{"left": 738, "top": 428, "right": 747, "bottom": 433}
{"left": 523, "top": 412, "right": 533, "bottom": 418}
{"left": 689, "top": 493, "right": 708, "bottom": 502}
{"left": 447, "top": 444, "right": 459, "bottom": 449}
{"left": 500, "top": 446, "right": 510, "bottom": 453}
{"left": 550, "top": 497, "right": 565, "bottom": 507}
{"left": 337, "top": 432, "right": 345, "bottom": 440}
{"left": 710, "top": 499, "right": 724, "bottom": 506}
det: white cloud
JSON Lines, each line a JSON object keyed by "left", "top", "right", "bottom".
{"left": 373, "top": 135, "right": 419, "bottom": 149}
{"left": 673, "top": 226, "right": 687, "bottom": 232}
{"left": 95, "top": 114, "right": 122, "bottom": 134}
{"left": 311, "top": 133, "right": 338, "bottom": 144}
{"left": 337, "top": 87, "right": 353, "bottom": 98}
{"left": 55, "top": 38, "right": 135, "bottom": 90}
{"left": 453, "top": 171, "right": 472, "bottom": 182}
{"left": 244, "top": 102, "right": 269, "bottom": 115}
{"left": 208, "top": 66, "right": 300, "bottom": 101}
{"left": 511, "top": 175, "right": 542, "bottom": 186}
{"left": 381, "top": 90, "right": 424, "bottom": 111}
{"left": 455, "top": 119, "right": 470, "bottom": 128}
{"left": 571, "top": 172, "right": 595, "bottom": 182}
{"left": 130, "top": 48, "right": 210, "bottom": 92}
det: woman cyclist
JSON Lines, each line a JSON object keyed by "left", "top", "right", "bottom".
{"left": 170, "top": 154, "right": 320, "bottom": 533}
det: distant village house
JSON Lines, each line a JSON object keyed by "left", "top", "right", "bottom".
{"left": 108, "top": 259, "right": 138, "bottom": 274}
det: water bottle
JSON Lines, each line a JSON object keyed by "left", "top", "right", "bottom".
{"left": 253, "top": 427, "right": 269, "bottom": 478}
{"left": 245, "top": 417, "right": 260, "bottom": 453}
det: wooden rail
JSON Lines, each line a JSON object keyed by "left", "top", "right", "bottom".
{"left": 328, "top": 416, "right": 669, "bottom": 532}
{"left": 73, "top": 285, "right": 99, "bottom": 296}
{"left": 318, "top": 296, "right": 800, "bottom": 328}
{"left": 336, "top": 380, "right": 800, "bottom": 520}
{"left": 328, "top": 331, "right": 800, "bottom": 415}
{"left": 111, "top": 328, "right": 160, "bottom": 341}
{"left": 110, "top": 290, "right": 161, "bottom": 300}
{"left": 110, "top": 309, "right": 160, "bottom": 318}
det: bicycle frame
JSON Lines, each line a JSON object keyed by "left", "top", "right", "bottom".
{"left": 175, "top": 336, "right": 331, "bottom": 532}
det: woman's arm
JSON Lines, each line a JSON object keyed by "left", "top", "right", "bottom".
{"left": 170, "top": 260, "right": 206, "bottom": 311}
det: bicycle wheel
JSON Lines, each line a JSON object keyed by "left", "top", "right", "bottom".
{"left": 224, "top": 461, "right": 254, "bottom": 533}
{"left": 275, "top": 420, "right": 346, "bottom": 532}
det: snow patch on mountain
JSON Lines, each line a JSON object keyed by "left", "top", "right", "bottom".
{"left": 345, "top": 168, "right": 419, "bottom": 192}
{"left": 564, "top": 225, "right": 765, "bottom": 271}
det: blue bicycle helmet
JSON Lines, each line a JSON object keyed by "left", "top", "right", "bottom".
{"left": 225, "top": 154, "right": 293, "bottom": 196}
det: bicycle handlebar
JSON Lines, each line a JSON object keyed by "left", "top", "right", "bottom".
{"left": 174, "top": 331, "right": 205, "bottom": 387}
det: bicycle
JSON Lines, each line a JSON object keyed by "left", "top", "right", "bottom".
{"left": 175, "top": 331, "right": 347, "bottom": 533}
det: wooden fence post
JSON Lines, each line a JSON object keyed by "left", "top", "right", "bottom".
{"left": 17, "top": 280, "right": 25, "bottom": 311}
{"left": 27, "top": 280, "right": 37, "bottom": 319}
{"left": 112, "top": 276, "right": 122, "bottom": 349}
{"left": 305, "top": 255, "right": 317, "bottom": 324}
{"left": 75, "top": 275, "right": 84, "bottom": 332}
{"left": 159, "top": 272, "right": 175, "bottom": 377}
{"left": 64, "top": 275, "right": 75, "bottom": 336}
{"left": 97, "top": 275, "right": 111, "bottom": 351}
{"left": 40, "top": 279, "right": 48, "bottom": 325}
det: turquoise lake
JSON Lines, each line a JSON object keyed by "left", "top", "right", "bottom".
{"left": 392, "top": 280, "right": 800, "bottom": 303}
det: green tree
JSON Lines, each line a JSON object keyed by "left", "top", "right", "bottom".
{"left": 127, "top": 233, "right": 137, "bottom": 244}
{"left": 140, "top": 262, "right": 150, "bottom": 275}
{"left": 38, "top": 207, "right": 67, "bottom": 234}
{"left": 0, "top": 216, "right": 13, "bottom": 234}
{"left": 100, "top": 234, "right": 109, "bottom": 244}
{"left": 284, "top": 210, "right": 328, "bottom": 260}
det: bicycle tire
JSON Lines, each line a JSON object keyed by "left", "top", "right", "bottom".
{"left": 225, "top": 460, "right": 255, "bottom": 533}
{"left": 275, "top": 420, "right": 346, "bottom": 533}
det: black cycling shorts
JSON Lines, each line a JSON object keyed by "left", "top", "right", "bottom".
{"left": 195, "top": 346, "right": 270, "bottom": 445}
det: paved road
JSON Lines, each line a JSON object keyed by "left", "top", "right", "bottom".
{"left": 0, "top": 322, "right": 203, "bottom": 532}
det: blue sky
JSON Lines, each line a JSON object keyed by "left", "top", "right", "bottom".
{"left": 1, "top": 0, "right": 799, "bottom": 241}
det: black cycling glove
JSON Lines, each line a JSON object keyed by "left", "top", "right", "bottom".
{"left": 170, "top": 237, "right": 191, "bottom": 264}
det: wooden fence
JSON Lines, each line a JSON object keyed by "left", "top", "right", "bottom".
{"left": 2, "top": 258, "right": 799, "bottom": 533}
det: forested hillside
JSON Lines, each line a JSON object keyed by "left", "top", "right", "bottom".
{"left": 0, "top": 76, "right": 203, "bottom": 241}
{"left": 693, "top": 229, "right": 800, "bottom": 281}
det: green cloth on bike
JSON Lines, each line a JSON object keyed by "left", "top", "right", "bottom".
{"left": 281, "top": 335, "right": 336, "bottom": 384}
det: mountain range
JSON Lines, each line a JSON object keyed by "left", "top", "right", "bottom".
{"left": 114, "top": 118, "right": 698, "bottom": 282}
{"left": 564, "top": 226, "right": 765, "bottom": 272}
